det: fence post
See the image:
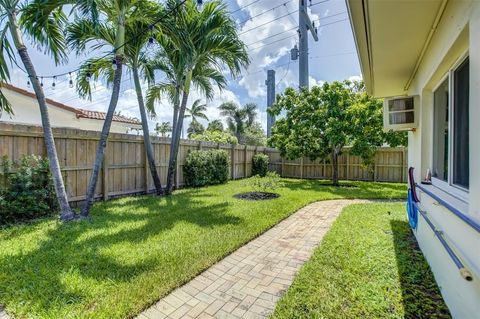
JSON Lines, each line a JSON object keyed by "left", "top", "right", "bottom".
{"left": 323, "top": 159, "right": 327, "bottom": 179}
{"left": 244, "top": 145, "right": 248, "bottom": 178}
{"left": 198, "top": 141, "right": 203, "bottom": 150}
{"left": 231, "top": 144, "right": 236, "bottom": 179}
{"left": 401, "top": 148, "right": 405, "bottom": 183}
{"left": 144, "top": 148, "right": 149, "bottom": 193}
{"left": 281, "top": 156, "right": 285, "bottom": 177}
{"left": 175, "top": 142, "right": 181, "bottom": 188}
{"left": 346, "top": 152, "right": 350, "bottom": 180}
{"left": 300, "top": 157, "right": 304, "bottom": 179}
{"left": 102, "top": 150, "right": 109, "bottom": 201}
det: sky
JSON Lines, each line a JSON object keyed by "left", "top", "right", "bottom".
{"left": 7, "top": 0, "right": 361, "bottom": 133}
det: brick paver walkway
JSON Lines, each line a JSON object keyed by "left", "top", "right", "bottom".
{"left": 137, "top": 199, "right": 368, "bottom": 319}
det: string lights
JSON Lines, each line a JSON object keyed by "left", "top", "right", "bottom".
{"left": 20, "top": 0, "right": 189, "bottom": 88}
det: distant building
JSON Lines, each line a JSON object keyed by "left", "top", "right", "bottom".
{"left": 0, "top": 83, "right": 141, "bottom": 133}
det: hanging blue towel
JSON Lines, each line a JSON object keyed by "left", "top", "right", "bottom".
{"left": 406, "top": 189, "right": 418, "bottom": 229}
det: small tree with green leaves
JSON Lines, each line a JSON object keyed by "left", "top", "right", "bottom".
{"left": 268, "top": 81, "right": 406, "bottom": 186}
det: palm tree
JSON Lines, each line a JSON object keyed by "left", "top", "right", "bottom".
{"left": 187, "top": 120, "right": 204, "bottom": 138}
{"left": 155, "top": 121, "right": 172, "bottom": 137}
{"left": 207, "top": 119, "right": 223, "bottom": 132}
{"left": 67, "top": 0, "right": 164, "bottom": 198}
{"left": 0, "top": 0, "right": 76, "bottom": 220}
{"left": 218, "top": 101, "right": 258, "bottom": 143}
{"left": 39, "top": 0, "right": 183, "bottom": 216}
{"left": 185, "top": 99, "right": 208, "bottom": 123}
{"left": 158, "top": 0, "right": 249, "bottom": 195}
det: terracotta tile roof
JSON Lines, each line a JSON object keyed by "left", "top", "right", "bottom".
{"left": 0, "top": 83, "right": 141, "bottom": 125}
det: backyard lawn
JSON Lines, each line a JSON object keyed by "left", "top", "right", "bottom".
{"left": 272, "top": 202, "right": 451, "bottom": 319}
{"left": 0, "top": 179, "right": 406, "bottom": 318}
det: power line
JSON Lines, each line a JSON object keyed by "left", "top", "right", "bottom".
{"left": 17, "top": 0, "right": 187, "bottom": 79}
{"left": 245, "top": 12, "right": 347, "bottom": 47}
{"left": 230, "top": 51, "right": 356, "bottom": 80}
{"left": 250, "top": 17, "right": 349, "bottom": 50}
{"left": 238, "top": 0, "right": 329, "bottom": 36}
{"left": 230, "top": 0, "right": 264, "bottom": 14}
{"left": 276, "top": 58, "right": 292, "bottom": 87}
{"left": 237, "top": 1, "right": 291, "bottom": 25}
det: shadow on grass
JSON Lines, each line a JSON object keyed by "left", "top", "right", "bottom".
{"left": 0, "top": 190, "right": 241, "bottom": 316}
{"left": 390, "top": 220, "right": 451, "bottom": 318}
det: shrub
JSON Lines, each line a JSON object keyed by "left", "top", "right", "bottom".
{"left": 184, "top": 150, "right": 230, "bottom": 187}
{"left": 252, "top": 153, "right": 269, "bottom": 177}
{"left": 190, "top": 130, "right": 238, "bottom": 145}
{"left": 247, "top": 171, "right": 282, "bottom": 193}
{"left": 0, "top": 155, "right": 58, "bottom": 224}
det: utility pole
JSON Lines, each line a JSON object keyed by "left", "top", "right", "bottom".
{"left": 265, "top": 70, "right": 275, "bottom": 137}
{"left": 295, "top": 0, "right": 319, "bottom": 89}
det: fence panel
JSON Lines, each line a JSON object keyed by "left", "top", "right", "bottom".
{"left": 0, "top": 123, "right": 407, "bottom": 204}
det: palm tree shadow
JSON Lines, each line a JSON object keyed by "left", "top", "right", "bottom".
{"left": 390, "top": 220, "right": 451, "bottom": 318}
{"left": 0, "top": 190, "right": 242, "bottom": 316}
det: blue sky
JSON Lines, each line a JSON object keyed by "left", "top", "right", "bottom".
{"left": 8, "top": 0, "right": 361, "bottom": 131}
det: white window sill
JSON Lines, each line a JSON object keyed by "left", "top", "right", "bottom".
{"left": 417, "top": 183, "right": 469, "bottom": 215}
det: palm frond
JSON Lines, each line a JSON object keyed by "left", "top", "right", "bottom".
{"left": 76, "top": 57, "right": 114, "bottom": 100}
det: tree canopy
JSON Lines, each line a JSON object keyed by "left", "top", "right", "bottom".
{"left": 268, "top": 81, "right": 407, "bottom": 185}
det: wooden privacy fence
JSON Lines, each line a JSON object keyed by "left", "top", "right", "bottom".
{"left": 266, "top": 148, "right": 407, "bottom": 183}
{"left": 0, "top": 123, "right": 407, "bottom": 203}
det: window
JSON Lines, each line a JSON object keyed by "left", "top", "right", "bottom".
{"left": 432, "top": 57, "right": 469, "bottom": 191}
{"left": 453, "top": 58, "right": 469, "bottom": 188}
{"left": 433, "top": 79, "right": 449, "bottom": 181}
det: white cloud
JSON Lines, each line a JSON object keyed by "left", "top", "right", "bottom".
{"left": 348, "top": 74, "right": 363, "bottom": 82}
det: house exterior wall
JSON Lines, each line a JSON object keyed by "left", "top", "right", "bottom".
{"left": 0, "top": 88, "right": 139, "bottom": 134}
{"left": 404, "top": 1, "right": 480, "bottom": 318}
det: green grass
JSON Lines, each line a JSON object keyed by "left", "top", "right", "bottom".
{"left": 0, "top": 179, "right": 406, "bottom": 319}
{"left": 271, "top": 202, "right": 451, "bottom": 319}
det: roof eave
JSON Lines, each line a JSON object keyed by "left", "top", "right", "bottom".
{"left": 346, "top": 0, "right": 374, "bottom": 95}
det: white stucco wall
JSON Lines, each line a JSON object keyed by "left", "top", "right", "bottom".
{"left": 0, "top": 88, "right": 140, "bottom": 134}
{"left": 405, "top": 1, "right": 480, "bottom": 318}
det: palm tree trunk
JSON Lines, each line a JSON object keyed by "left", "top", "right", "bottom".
{"left": 132, "top": 65, "right": 162, "bottom": 195}
{"left": 81, "top": 59, "right": 123, "bottom": 216}
{"left": 165, "top": 71, "right": 192, "bottom": 195}
{"left": 167, "top": 85, "right": 180, "bottom": 192}
{"left": 8, "top": 12, "right": 75, "bottom": 221}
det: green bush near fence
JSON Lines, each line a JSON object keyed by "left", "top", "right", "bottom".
{"left": 184, "top": 150, "right": 230, "bottom": 187}
{"left": 252, "top": 153, "right": 269, "bottom": 177}
{"left": 0, "top": 155, "right": 58, "bottom": 225}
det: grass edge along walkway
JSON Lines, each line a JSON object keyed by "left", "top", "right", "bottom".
{"left": 137, "top": 199, "right": 369, "bottom": 319}
{"left": 0, "top": 179, "right": 406, "bottom": 318}
{"left": 271, "top": 202, "right": 451, "bottom": 319}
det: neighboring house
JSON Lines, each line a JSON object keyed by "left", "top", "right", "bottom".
{"left": 0, "top": 83, "right": 141, "bottom": 134}
{"left": 347, "top": 1, "right": 479, "bottom": 318}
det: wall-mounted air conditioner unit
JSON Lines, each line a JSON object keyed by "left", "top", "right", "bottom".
{"left": 383, "top": 96, "right": 419, "bottom": 131}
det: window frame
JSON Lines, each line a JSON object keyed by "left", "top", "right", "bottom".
{"left": 431, "top": 53, "right": 469, "bottom": 201}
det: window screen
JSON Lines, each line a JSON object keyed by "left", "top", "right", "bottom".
{"left": 452, "top": 58, "right": 469, "bottom": 189}
{"left": 432, "top": 79, "right": 449, "bottom": 181}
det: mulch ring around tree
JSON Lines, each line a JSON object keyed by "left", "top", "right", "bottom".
{"left": 234, "top": 192, "right": 280, "bottom": 201}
